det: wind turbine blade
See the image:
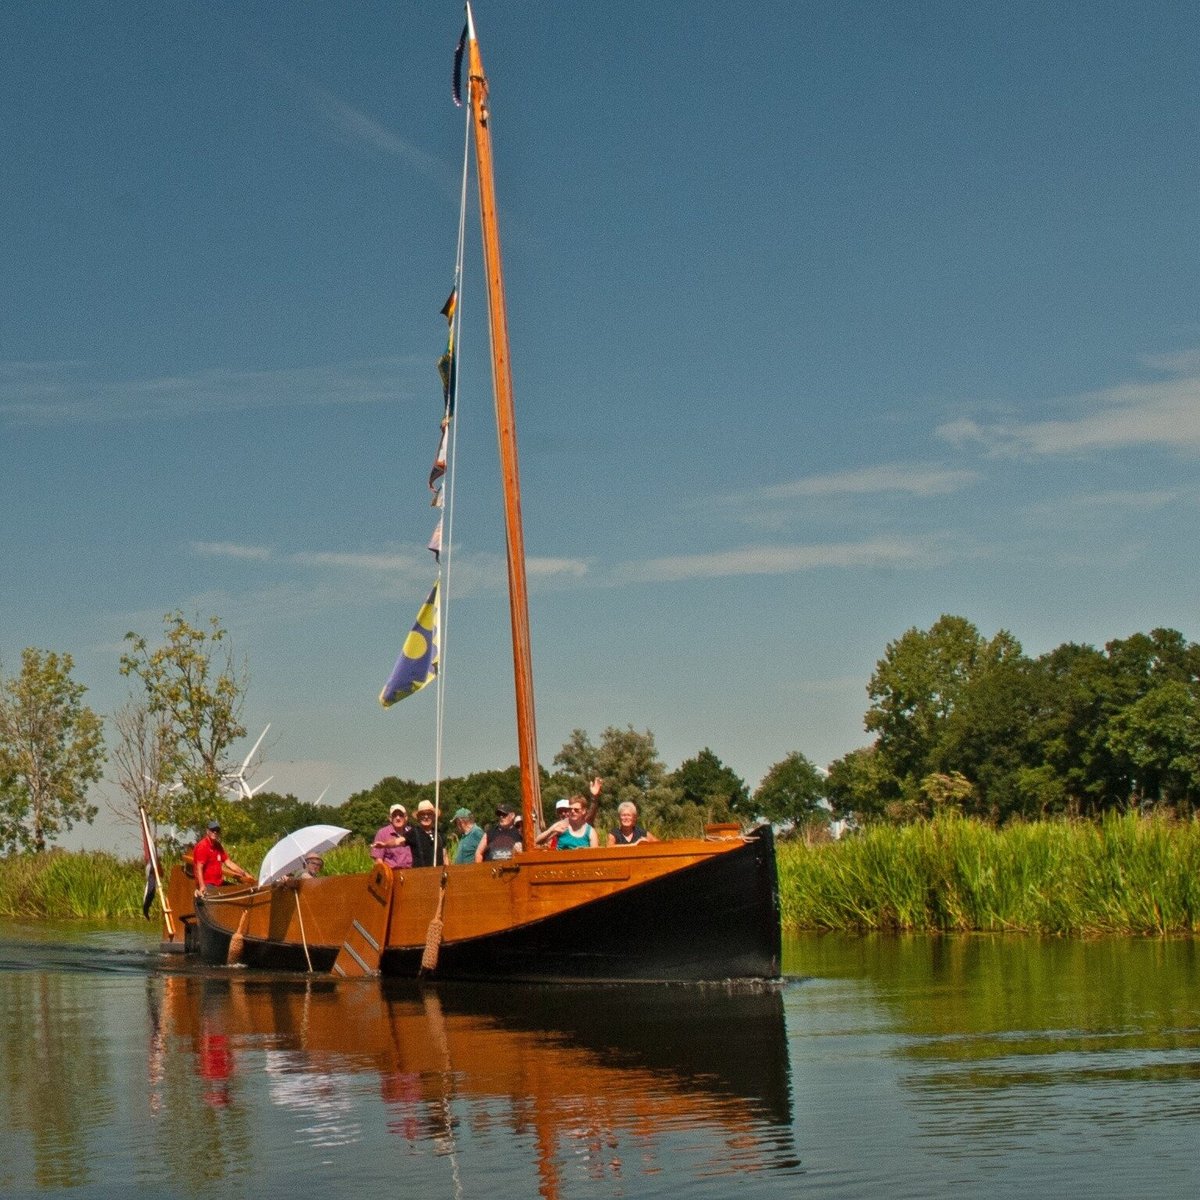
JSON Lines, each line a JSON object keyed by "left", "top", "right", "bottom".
{"left": 241, "top": 724, "right": 271, "bottom": 772}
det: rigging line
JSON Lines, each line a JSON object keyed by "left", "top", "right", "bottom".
{"left": 432, "top": 94, "right": 473, "bottom": 845}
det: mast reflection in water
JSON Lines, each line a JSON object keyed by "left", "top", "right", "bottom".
{"left": 151, "top": 969, "right": 799, "bottom": 1194}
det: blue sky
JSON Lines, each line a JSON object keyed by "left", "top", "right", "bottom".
{"left": 3, "top": 2, "right": 1198, "bottom": 846}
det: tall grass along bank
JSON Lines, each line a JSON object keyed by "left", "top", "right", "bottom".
{"left": 0, "top": 852, "right": 147, "bottom": 921}
{"left": 778, "top": 813, "right": 1200, "bottom": 935}
{"left": 0, "top": 842, "right": 374, "bottom": 922}
{"left": 7, "top": 817, "right": 1198, "bottom": 933}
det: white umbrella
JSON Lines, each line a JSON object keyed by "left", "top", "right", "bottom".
{"left": 257, "top": 824, "right": 351, "bottom": 885}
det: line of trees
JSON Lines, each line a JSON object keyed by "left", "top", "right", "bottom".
{"left": 826, "top": 616, "right": 1200, "bottom": 823}
{"left": 2, "top": 611, "right": 1197, "bottom": 854}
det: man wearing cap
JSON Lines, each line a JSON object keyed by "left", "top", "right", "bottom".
{"left": 193, "top": 820, "right": 253, "bottom": 897}
{"left": 410, "top": 799, "right": 445, "bottom": 867}
{"left": 451, "top": 807, "right": 484, "bottom": 864}
{"left": 371, "top": 804, "right": 414, "bottom": 869}
{"left": 475, "top": 802, "right": 523, "bottom": 862}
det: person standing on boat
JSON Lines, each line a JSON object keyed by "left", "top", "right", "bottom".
{"left": 607, "top": 801, "right": 657, "bottom": 846}
{"left": 371, "top": 804, "right": 414, "bottom": 869}
{"left": 475, "top": 803, "right": 523, "bottom": 861}
{"left": 535, "top": 798, "right": 598, "bottom": 850}
{"left": 451, "top": 807, "right": 484, "bottom": 863}
{"left": 193, "top": 820, "right": 253, "bottom": 896}
{"left": 410, "top": 799, "right": 446, "bottom": 867}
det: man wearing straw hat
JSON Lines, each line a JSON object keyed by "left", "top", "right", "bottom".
{"left": 297, "top": 853, "right": 324, "bottom": 879}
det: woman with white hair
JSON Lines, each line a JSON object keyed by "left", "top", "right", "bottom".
{"left": 607, "top": 801, "right": 657, "bottom": 847}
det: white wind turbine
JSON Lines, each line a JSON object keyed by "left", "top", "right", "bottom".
{"left": 222, "top": 724, "right": 273, "bottom": 800}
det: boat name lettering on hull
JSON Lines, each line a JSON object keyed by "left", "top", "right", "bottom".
{"left": 530, "top": 864, "right": 632, "bottom": 885}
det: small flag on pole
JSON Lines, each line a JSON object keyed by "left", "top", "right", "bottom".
{"left": 429, "top": 417, "right": 449, "bottom": 504}
{"left": 428, "top": 516, "right": 443, "bottom": 562}
{"left": 438, "top": 288, "right": 458, "bottom": 414}
{"left": 380, "top": 581, "right": 441, "bottom": 707}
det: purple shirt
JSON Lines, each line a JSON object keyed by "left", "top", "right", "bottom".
{"left": 371, "top": 823, "right": 414, "bottom": 869}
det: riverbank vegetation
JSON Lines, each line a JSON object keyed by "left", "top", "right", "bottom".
{"left": 4, "top": 814, "right": 1198, "bottom": 935}
{"left": 4, "top": 609, "right": 1200, "bottom": 945}
{"left": 0, "top": 841, "right": 374, "bottom": 921}
{"left": 778, "top": 812, "right": 1200, "bottom": 934}
{"left": 824, "top": 617, "right": 1200, "bottom": 825}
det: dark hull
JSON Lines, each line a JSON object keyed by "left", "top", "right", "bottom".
{"left": 195, "top": 913, "right": 339, "bottom": 974}
{"left": 194, "top": 825, "right": 781, "bottom": 983}
{"left": 387, "top": 823, "right": 781, "bottom": 982}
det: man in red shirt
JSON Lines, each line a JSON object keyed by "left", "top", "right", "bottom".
{"left": 193, "top": 820, "right": 252, "bottom": 896}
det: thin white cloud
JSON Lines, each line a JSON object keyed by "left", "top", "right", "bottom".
{"left": 617, "top": 537, "right": 944, "bottom": 584}
{"left": 757, "top": 463, "right": 978, "bottom": 499}
{"left": 306, "top": 81, "right": 445, "bottom": 179}
{"left": 527, "top": 557, "right": 589, "bottom": 579}
{"left": 937, "top": 356, "right": 1200, "bottom": 457}
{"left": 1031, "top": 488, "right": 1182, "bottom": 514}
{"left": 0, "top": 359, "right": 417, "bottom": 426}
{"left": 187, "top": 541, "right": 588, "bottom": 604}
{"left": 293, "top": 550, "right": 422, "bottom": 573}
{"left": 295, "top": 77, "right": 462, "bottom": 201}
{"left": 191, "top": 541, "right": 273, "bottom": 561}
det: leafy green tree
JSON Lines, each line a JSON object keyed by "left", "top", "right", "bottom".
{"left": 866, "top": 615, "right": 989, "bottom": 788}
{"left": 552, "top": 726, "right": 682, "bottom": 833}
{"left": 119, "top": 612, "right": 247, "bottom": 831}
{"left": 1106, "top": 680, "right": 1200, "bottom": 809}
{"left": 551, "top": 729, "right": 600, "bottom": 798}
{"left": 441, "top": 765, "right": 549, "bottom": 821}
{"left": 863, "top": 616, "right": 1040, "bottom": 819}
{"left": 751, "top": 751, "right": 824, "bottom": 826}
{"left": 336, "top": 777, "right": 427, "bottom": 842}
{"left": 1029, "top": 642, "right": 1120, "bottom": 814}
{"left": 1029, "top": 629, "right": 1200, "bottom": 815}
{"left": 825, "top": 745, "right": 894, "bottom": 823}
{"left": 230, "top": 789, "right": 340, "bottom": 843}
{"left": 919, "top": 770, "right": 974, "bottom": 814}
{"left": 937, "top": 648, "right": 1048, "bottom": 820}
{"left": 0, "top": 649, "right": 105, "bottom": 853}
{"left": 670, "top": 748, "right": 749, "bottom": 825}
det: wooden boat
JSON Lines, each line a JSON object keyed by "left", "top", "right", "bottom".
{"left": 159, "top": 6, "right": 781, "bottom": 984}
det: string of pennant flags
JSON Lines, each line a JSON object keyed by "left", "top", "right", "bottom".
{"left": 379, "top": 289, "right": 457, "bottom": 708}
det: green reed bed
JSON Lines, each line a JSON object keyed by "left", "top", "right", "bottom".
{"left": 0, "top": 851, "right": 146, "bottom": 920}
{"left": 778, "top": 813, "right": 1200, "bottom": 935}
{"left": 0, "top": 840, "right": 378, "bottom": 921}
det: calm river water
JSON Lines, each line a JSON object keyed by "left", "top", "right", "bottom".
{"left": 1, "top": 924, "right": 1197, "bottom": 1198}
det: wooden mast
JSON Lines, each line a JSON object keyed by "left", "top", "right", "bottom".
{"left": 465, "top": 4, "right": 543, "bottom": 834}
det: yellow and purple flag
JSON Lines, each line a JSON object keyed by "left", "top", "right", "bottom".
{"left": 380, "top": 581, "right": 440, "bottom": 707}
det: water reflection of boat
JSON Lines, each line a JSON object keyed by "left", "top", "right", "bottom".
{"left": 157, "top": 971, "right": 798, "bottom": 1188}
{"left": 158, "top": 4, "right": 781, "bottom": 986}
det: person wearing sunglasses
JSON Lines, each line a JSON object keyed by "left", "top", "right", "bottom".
{"left": 535, "top": 797, "right": 598, "bottom": 850}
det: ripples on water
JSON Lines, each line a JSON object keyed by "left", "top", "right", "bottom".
{"left": 1, "top": 926, "right": 1198, "bottom": 1198}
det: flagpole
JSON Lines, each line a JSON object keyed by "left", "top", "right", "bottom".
{"left": 466, "top": 4, "right": 543, "bottom": 836}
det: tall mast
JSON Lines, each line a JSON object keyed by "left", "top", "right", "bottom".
{"left": 465, "top": 5, "right": 543, "bottom": 834}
